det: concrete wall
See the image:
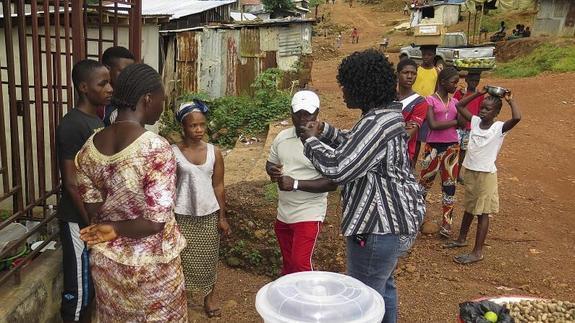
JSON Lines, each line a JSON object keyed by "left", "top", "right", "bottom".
{"left": 0, "top": 249, "right": 63, "bottom": 323}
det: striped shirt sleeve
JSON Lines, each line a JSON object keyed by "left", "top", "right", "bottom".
{"left": 317, "top": 122, "right": 349, "bottom": 149}
{"left": 303, "top": 114, "right": 404, "bottom": 184}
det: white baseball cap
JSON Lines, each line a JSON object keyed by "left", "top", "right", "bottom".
{"left": 291, "top": 90, "right": 320, "bottom": 114}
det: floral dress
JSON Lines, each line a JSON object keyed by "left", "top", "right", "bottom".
{"left": 75, "top": 131, "right": 187, "bottom": 322}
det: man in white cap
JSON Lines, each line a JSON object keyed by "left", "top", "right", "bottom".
{"left": 266, "top": 90, "right": 337, "bottom": 275}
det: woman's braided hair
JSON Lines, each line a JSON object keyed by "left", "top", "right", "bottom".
{"left": 111, "top": 63, "right": 162, "bottom": 111}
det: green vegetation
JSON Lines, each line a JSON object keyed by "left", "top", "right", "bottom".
{"left": 495, "top": 44, "right": 575, "bottom": 78}
{"left": 480, "top": 10, "right": 505, "bottom": 33}
{"left": 159, "top": 69, "right": 291, "bottom": 148}
{"left": 263, "top": 182, "right": 279, "bottom": 202}
{"left": 261, "top": 0, "right": 294, "bottom": 13}
{"left": 308, "top": 0, "right": 321, "bottom": 8}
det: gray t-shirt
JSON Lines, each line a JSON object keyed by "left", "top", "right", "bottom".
{"left": 56, "top": 108, "right": 104, "bottom": 225}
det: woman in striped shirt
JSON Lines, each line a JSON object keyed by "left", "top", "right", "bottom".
{"left": 299, "top": 49, "right": 425, "bottom": 323}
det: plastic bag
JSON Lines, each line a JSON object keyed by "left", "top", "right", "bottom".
{"left": 459, "top": 300, "right": 515, "bottom": 323}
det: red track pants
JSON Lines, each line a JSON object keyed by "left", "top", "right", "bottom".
{"left": 274, "top": 219, "right": 322, "bottom": 275}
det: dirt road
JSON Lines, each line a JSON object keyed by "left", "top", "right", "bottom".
{"left": 192, "top": 2, "right": 575, "bottom": 322}
{"left": 311, "top": 2, "right": 575, "bottom": 322}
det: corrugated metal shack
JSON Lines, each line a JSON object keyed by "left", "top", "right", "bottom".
{"left": 160, "top": 18, "right": 314, "bottom": 100}
{"left": 410, "top": 0, "right": 464, "bottom": 27}
{"left": 533, "top": 0, "right": 575, "bottom": 37}
{"left": 142, "top": 0, "right": 237, "bottom": 29}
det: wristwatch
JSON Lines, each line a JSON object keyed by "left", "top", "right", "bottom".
{"left": 292, "top": 179, "right": 299, "bottom": 192}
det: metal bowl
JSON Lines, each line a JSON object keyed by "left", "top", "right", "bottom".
{"left": 486, "top": 85, "right": 509, "bottom": 97}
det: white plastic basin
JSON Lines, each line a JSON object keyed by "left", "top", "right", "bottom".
{"left": 256, "top": 271, "right": 385, "bottom": 323}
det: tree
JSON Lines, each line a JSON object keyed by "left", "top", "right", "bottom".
{"left": 308, "top": 0, "right": 321, "bottom": 18}
{"left": 262, "top": 0, "right": 294, "bottom": 13}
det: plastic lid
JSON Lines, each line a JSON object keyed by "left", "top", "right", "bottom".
{"left": 255, "top": 271, "right": 385, "bottom": 323}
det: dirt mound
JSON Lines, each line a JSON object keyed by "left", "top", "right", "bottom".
{"left": 495, "top": 38, "right": 543, "bottom": 62}
{"left": 222, "top": 181, "right": 345, "bottom": 277}
{"left": 313, "top": 41, "right": 341, "bottom": 61}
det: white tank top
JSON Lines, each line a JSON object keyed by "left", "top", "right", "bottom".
{"left": 172, "top": 143, "right": 220, "bottom": 216}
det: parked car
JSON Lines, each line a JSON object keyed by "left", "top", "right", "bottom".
{"left": 400, "top": 32, "right": 496, "bottom": 71}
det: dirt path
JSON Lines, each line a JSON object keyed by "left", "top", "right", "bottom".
{"left": 310, "top": 2, "right": 575, "bottom": 322}
{"left": 193, "top": 2, "right": 575, "bottom": 322}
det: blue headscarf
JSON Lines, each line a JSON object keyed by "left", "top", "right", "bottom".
{"left": 176, "top": 99, "right": 209, "bottom": 123}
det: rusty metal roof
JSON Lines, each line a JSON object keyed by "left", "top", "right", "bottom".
{"left": 142, "top": 0, "right": 236, "bottom": 20}
{"left": 159, "top": 17, "right": 315, "bottom": 33}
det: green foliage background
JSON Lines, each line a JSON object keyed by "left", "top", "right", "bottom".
{"left": 159, "top": 68, "right": 291, "bottom": 148}
{"left": 494, "top": 44, "right": 575, "bottom": 78}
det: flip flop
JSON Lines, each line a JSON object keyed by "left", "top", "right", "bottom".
{"left": 454, "top": 254, "right": 484, "bottom": 265}
{"left": 443, "top": 241, "right": 468, "bottom": 249}
{"left": 205, "top": 308, "right": 222, "bottom": 318}
{"left": 439, "top": 227, "right": 451, "bottom": 239}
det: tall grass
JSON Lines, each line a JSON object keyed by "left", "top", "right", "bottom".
{"left": 494, "top": 44, "right": 575, "bottom": 78}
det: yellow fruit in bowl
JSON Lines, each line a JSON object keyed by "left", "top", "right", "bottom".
{"left": 484, "top": 311, "right": 498, "bottom": 323}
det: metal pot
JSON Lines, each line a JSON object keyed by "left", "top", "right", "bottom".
{"left": 485, "top": 85, "right": 509, "bottom": 98}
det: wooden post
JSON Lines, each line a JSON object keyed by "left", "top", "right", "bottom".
{"left": 477, "top": 4, "right": 484, "bottom": 44}
{"left": 71, "top": 0, "right": 85, "bottom": 63}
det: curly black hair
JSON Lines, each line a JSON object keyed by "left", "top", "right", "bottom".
{"left": 336, "top": 49, "right": 397, "bottom": 111}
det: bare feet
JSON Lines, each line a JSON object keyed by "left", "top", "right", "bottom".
{"left": 204, "top": 292, "right": 221, "bottom": 318}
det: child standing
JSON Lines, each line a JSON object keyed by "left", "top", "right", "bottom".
{"left": 56, "top": 59, "right": 111, "bottom": 323}
{"left": 446, "top": 88, "right": 521, "bottom": 264}
{"left": 419, "top": 67, "right": 462, "bottom": 238}
{"left": 453, "top": 72, "right": 484, "bottom": 184}
{"left": 396, "top": 58, "right": 429, "bottom": 167}
{"left": 172, "top": 100, "right": 232, "bottom": 318}
{"left": 351, "top": 27, "right": 359, "bottom": 44}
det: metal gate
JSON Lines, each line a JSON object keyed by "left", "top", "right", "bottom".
{"left": 0, "top": 0, "right": 142, "bottom": 285}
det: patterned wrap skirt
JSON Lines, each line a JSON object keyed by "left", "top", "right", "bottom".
{"left": 90, "top": 251, "right": 188, "bottom": 322}
{"left": 175, "top": 212, "right": 220, "bottom": 296}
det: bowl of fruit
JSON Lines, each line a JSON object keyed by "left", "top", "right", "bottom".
{"left": 454, "top": 58, "right": 496, "bottom": 71}
{"left": 458, "top": 296, "right": 575, "bottom": 323}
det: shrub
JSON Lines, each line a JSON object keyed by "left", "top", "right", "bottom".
{"left": 159, "top": 69, "right": 292, "bottom": 148}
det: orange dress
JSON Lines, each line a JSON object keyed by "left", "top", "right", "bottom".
{"left": 75, "top": 131, "right": 187, "bottom": 322}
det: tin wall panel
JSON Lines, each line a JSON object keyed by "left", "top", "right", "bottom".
{"left": 176, "top": 31, "right": 198, "bottom": 94}
{"left": 225, "top": 31, "right": 239, "bottom": 96}
{"left": 261, "top": 51, "right": 277, "bottom": 70}
{"left": 236, "top": 57, "right": 259, "bottom": 95}
{"left": 278, "top": 26, "right": 302, "bottom": 57}
{"left": 240, "top": 27, "right": 260, "bottom": 58}
{"left": 259, "top": 26, "right": 279, "bottom": 52}
{"left": 199, "top": 29, "right": 224, "bottom": 98}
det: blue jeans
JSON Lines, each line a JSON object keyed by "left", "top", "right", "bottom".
{"left": 346, "top": 234, "right": 415, "bottom": 323}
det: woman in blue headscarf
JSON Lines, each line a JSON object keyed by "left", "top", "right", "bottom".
{"left": 172, "top": 100, "right": 231, "bottom": 318}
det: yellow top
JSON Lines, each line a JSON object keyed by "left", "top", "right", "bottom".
{"left": 413, "top": 66, "right": 438, "bottom": 97}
